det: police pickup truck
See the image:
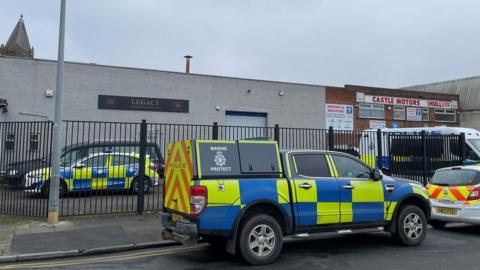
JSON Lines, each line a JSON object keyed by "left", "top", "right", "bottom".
{"left": 161, "top": 140, "right": 430, "bottom": 265}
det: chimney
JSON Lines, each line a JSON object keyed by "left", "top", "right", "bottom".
{"left": 184, "top": 55, "right": 193, "bottom": 74}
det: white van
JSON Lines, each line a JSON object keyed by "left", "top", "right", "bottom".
{"left": 358, "top": 127, "right": 480, "bottom": 170}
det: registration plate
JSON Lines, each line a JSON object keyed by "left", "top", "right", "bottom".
{"left": 172, "top": 213, "right": 183, "bottom": 222}
{"left": 435, "top": 207, "right": 458, "bottom": 216}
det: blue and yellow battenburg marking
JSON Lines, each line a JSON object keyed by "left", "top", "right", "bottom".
{"left": 197, "top": 178, "right": 291, "bottom": 231}
{"left": 34, "top": 155, "right": 155, "bottom": 192}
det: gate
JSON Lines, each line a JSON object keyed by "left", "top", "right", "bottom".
{"left": 0, "top": 122, "right": 53, "bottom": 217}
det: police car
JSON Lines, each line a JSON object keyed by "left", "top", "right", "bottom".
{"left": 161, "top": 140, "right": 430, "bottom": 265}
{"left": 24, "top": 152, "right": 158, "bottom": 197}
{"left": 428, "top": 164, "right": 480, "bottom": 228}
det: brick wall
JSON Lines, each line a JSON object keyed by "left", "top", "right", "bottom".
{"left": 326, "top": 85, "right": 460, "bottom": 131}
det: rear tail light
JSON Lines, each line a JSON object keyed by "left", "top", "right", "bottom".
{"left": 190, "top": 186, "right": 207, "bottom": 216}
{"left": 467, "top": 187, "right": 480, "bottom": 200}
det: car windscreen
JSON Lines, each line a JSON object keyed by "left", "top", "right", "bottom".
{"left": 430, "top": 169, "right": 480, "bottom": 186}
{"left": 469, "top": 139, "right": 480, "bottom": 153}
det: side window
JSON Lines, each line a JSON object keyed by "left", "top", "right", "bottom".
{"left": 332, "top": 155, "right": 371, "bottom": 179}
{"left": 62, "top": 149, "right": 83, "bottom": 166}
{"left": 88, "top": 146, "right": 108, "bottom": 155}
{"left": 146, "top": 146, "right": 160, "bottom": 161}
{"left": 293, "top": 154, "right": 330, "bottom": 178}
{"left": 111, "top": 155, "right": 138, "bottom": 166}
{"left": 84, "top": 155, "right": 107, "bottom": 167}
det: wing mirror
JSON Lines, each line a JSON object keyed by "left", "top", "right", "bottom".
{"left": 73, "top": 163, "right": 85, "bottom": 169}
{"left": 372, "top": 169, "right": 383, "bottom": 181}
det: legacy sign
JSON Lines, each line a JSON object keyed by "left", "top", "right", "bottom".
{"left": 98, "top": 95, "right": 189, "bottom": 113}
{"left": 363, "top": 95, "right": 456, "bottom": 109}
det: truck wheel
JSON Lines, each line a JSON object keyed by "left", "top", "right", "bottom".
{"left": 41, "top": 180, "right": 67, "bottom": 198}
{"left": 238, "top": 214, "right": 283, "bottom": 265}
{"left": 392, "top": 205, "right": 427, "bottom": 246}
{"left": 131, "top": 177, "right": 151, "bottom": 194}
{"left": 429, "top": 220, "right": 447, "bottom": 229}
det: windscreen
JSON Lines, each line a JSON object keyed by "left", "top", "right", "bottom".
{"left": 469, "top": 139, "right": 480, "bottom": 153}
{"left": 430, "top": 169, "right": 480, "bottom": 186}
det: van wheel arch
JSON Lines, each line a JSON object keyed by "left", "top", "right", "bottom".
{"left": 226, "top": 201, "right": 291, "bottom": 255}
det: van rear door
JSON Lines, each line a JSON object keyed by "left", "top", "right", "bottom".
{"left": 164, "top": 140, "right": 194, "bottom": 215}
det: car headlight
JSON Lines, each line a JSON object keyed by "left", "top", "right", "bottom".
{"left": 27, "top": 172, "right": 45, "bottom": 181}
{"left": 25, "top": 172, "right": 45, "bottom": 187}
{"left": 7, "top": 170, "right": 18, "bottom": 176}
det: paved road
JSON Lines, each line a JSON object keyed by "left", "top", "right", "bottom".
{"left": 3, "top": 224, "right": 480, "bottom": 270}
{"left": 0, "top": 184, "right": 163, "bottom": 216}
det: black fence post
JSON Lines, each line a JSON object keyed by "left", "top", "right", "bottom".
{"left": 376, "top": 129, "right": 383, "bottom": 169}
{"left": 460, "top": 132, "right": 466, "bottom": 160}
{"left": 328, "top": 126, "right": 334, "bottom": 151}
{"left": 421, "top": 130, "right": 428, "bottom": 186}
{"left": 137, "top": 119, "right": 147, "bottom": 214}
{"left": 212, "top": 122, "right": 218, "bottom": 140}
{"left": 274, "top": 124, "right": 280, "bottom": 142}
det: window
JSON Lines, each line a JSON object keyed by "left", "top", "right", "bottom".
{"left": 293, "top": 154, "right": 330, "bottom": 178}
{"left": 87, "top": 145, "right": 160, "bottom": 161}
{"left": 431, "top": 169, "right": 480, "bottom": 186}
{"left": 393, "top": 106, "right": 405, "bottom": 120}
{"left": 197, "top": 142, "right": 241, "bottom": 177}
{"left": 359, "top": 104, "right": 385, "bottom": 119}
{"left": 5, "top": 133, "right": 15, "bottom": 151}
{"left": 62, "top": 149, "right": 85, "bottom": 166}
{"left": 435, "top": 109, "right": 456, "bottom": 122}
{"left": 84, "top": 155, "right": 107, "bottom": 167}
{"left": 111, "top": 155, "right": 138, "bottom": 166}
{"left": 29, "top": 134, "right": 39, "bottom": 151}
{"left": 422, "top": 108, "right": 429, "bottom": 121}
{"left": 331, "top": 155, "right": 371, "bottom": 179}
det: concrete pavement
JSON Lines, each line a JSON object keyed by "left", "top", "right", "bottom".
{"left": 0, "top": 213, "right": 172, "bottom": 262}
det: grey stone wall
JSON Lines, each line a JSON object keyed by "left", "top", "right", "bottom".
{"left": 0, "top": 56, "right": 326, "bottom": 129}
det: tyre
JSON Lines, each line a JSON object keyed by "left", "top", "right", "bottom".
{"left": 429, "top": 220, "right": 447, "bottom": 229}
{"left": 41, "top": 180, "right": 67, "bottom": 198}
{"left": 392, "top": 205, "right": 427, "bottom": 246}
{"left": 131, "top": 177, "right": 151, "bottom": 194}
{"left": 238, "top": 214, "right": 283, "bottom": 266}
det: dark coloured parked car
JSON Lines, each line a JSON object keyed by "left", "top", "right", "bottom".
{"left": 2, "top": 140, "right": 164, "bottom": 187}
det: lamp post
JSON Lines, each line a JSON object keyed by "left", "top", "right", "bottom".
{"left": 48, "top": 0, "right": 66, "bottom": 224}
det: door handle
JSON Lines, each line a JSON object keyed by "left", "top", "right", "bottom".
{"left": 342, "top": 184, "right": 355, "bottom": 190}
{"left": 385, "top": 184, "right": 395, "bottom": 192}
{"left": 299, "top": 183, "right": 312, "bottom": 190}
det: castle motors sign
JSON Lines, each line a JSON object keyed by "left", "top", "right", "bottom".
{"left": 98, "top": 95, "right": 189, "bottom": 113}
{"left": 363, "top": 95, "right": 455, "bottom": 109}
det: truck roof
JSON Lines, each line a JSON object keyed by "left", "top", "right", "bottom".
{"left": 363, "top": 126, "right": 480, "bottom": 138}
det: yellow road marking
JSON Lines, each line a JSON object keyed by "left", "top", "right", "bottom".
{"left": 0, "top": 244, "right": 208, "bottom": 269}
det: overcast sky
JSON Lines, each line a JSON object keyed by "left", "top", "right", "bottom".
{"left": 1, "top": 0, "right": 479, "bottom": 88}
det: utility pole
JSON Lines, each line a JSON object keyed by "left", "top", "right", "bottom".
{"left": 48, "top": 0, "right": 66, "bottom": 224}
